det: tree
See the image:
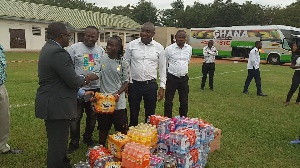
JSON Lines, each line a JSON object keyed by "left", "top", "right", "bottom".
{"left": 271, "top": 1, "right": 300, "bottom": 27}
{"left": 183, "top": 2, "right": 211, "bottom": 28}
{"left": 261, "top": 5, "right": 281, "bottom": 25}
{"left": 110, "top": 4, "right": 133, "bottom": 18}
{"left": 159, "top": 9, "right": 176, "bottom": 27}
{"left": 131, "top": 0, "right": 158, "bottom": 25}
{"left": 208, "top": 0, "right": 244, "bottom": 27}
{"left": 159, "top": 0, "right": 186, "bottom": 27}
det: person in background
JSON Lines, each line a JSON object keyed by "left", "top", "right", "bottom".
{"left": 201, "top": 40, "right": 218, "bottom": 91}
{"left": 164, "top": 30, "right": 192, "bottom": 118}
{"left": 124, "top": 22, "right": 166, "bottom": 126}
{"left": 88, "top": 35, "right": 129, "bottom": 146}
{"left": 289, "top": 43, "right": 300, "bottom": 145}
{"left": 242, "top": 41, "right": 267, "bottom": 96}
{"left": 285, "top": 42, "right": 300, "bottom": 106}
{"left": 0, "top": 44, "right": 23, "bottom": 155}
{"left": 35, "top": 22, "right": 88, "bottom": 168}
{"left": 67, "top": 26, "right": 105, "bottom": 153}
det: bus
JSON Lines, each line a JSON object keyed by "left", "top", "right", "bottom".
{"left": 189, "top": 25, "right": 300, "bottom": 65}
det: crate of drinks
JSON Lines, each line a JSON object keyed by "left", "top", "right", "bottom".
{"left": 86, "top": 145, "right": 114, "bottom": 168}
{"left": 121, "top": 142, "right": 151, "bottom": 168}
{"left": 107, "top": 132, "right": 129, "bottom": 159}
{"left": 127, "top": 123, "right": 157, "bottom": 147}
{"left": 169, "top": 128, "right": 197, "bottom": 154}
{"left": 149, "top": 115, "right": 175, "bottom": 135}
{"left": 104, "top": 161, "right": 121, "bottom": 168}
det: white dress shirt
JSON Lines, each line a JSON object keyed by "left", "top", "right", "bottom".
{"left": 165, "top": 43, "right": 192, "bottom": 77}
{"left": 292, "top": 56, "right": 300, "bottom": 71}
{"left": 247, "top": 47, "right": 260, "bottom": 69}
{"left": 124, "top": 38, "right": 166, "bottom": 89}
{"left": 203, "top": 46, "right": 218, "bottom": 63}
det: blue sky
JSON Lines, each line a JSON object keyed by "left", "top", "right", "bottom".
{"left": 88, "top": 0, "right": 296, "bottom": 9}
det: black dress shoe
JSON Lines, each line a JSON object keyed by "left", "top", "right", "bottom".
{"left": 83, "top": 138, "right": 95, "bottom": 147}
{"left": 67, "top": 144, "right": 79, "bottom": 154}
{"left": 257, "top": 93, "right": 267, "bottom": 96}
{"left": 2, "top": 149, "right": 23, "bottom": 154}
{"left": 243, "top": 91, "right": 250, "bottom": 94}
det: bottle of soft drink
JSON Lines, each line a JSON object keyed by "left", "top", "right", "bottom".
{"left": 136, "top": 149, "right": 143, "bottom": 168}
{"left": 165, "top": 160, "right": 171, "bottom": 168}
{"left": 122, "top": 146, "right": 129, "bottom": 167}
{"left": 128, "top": 144, "right": 135, "bottom": 168}
{"left": 170, "top": 158, "right": 176, "bottom": 168}
{"left": 142, "top": 149, "right": 150, "bottom": 168}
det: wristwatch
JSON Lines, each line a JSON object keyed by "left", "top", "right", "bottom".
{"left": 80, "top": 74, "right": 87, "bottom": 84}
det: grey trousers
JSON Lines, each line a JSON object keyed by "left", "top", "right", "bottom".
{"left": 0, "top": 84, "right": 10, "bottom": 153}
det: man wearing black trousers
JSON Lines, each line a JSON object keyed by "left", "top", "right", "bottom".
{"left": 243, "top": 41, "right": 267, "bottom": 96}
{"left": 124, "top": 22, "right": 166, "bottom": 126}
{"left": 201, "top": 40, "right": 218, "bottom": 91}
{"left": 164, "top": 30, "right": 192, "bottom": 118}
{"left": 35, "top": 22, "right": 88, "bottom": 168}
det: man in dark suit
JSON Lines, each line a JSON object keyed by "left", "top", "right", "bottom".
{"left": 35, "top": 22, "right": 88, "bottom": 168}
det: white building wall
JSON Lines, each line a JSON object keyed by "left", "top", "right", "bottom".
{"left": 0, "top": 19, "right": 48, "bottom": 51}
{"left": 0, "top": 19, "right": 140, "bottom": 51}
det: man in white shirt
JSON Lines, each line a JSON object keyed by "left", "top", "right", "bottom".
{"left": 164, "top": 30, "right": 192, "bottom": 118}
{"left": 243, "top": 41, "right": 267, "bottom": 96}
{"left": 201, "top": 40, "right": 218, "bottom": 91}
{"left": 124, "top": 22, "right": 166, "bottom": 126}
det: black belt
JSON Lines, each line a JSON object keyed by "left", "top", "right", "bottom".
{"left": 133, "top": 79, "right": 156, "bottom": 84}
{"left": 168, "top": 73, "right": 187, "bottom": 79}
{"left": 204, "top": 62, "right": 215, "bottom": 64}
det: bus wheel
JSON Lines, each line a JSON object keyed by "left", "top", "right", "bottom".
{"left": 267, "top": 54, "right": 280, "bottom": 65}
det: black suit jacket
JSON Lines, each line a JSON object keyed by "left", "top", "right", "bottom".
{"left": 35, "top": 40, "right": 85, "bottom": 120}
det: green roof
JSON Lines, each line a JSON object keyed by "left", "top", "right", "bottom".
{"left": 0, "top": 0, "right": 141, "bottom": 30}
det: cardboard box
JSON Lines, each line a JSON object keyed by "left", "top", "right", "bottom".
{"left": 209, "top": 128, "right": 222, "bottom": 154}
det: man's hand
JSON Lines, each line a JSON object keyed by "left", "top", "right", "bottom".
{"left": 84, "top": 91, "right": 94, "bottom": 102}
{"left": 85, "top": 75, "right": 90, "bottom": 85}
{"left": 124, "top": 87, "right": 128, "bottom": 98}
{"left": 113, "top": 93, "right": 120, "bottom": 102}
{"left": 157, "top": 87, "right": 165, "bottom": 102}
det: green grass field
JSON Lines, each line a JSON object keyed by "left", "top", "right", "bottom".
{"left": 1, "top": 52, "right": 300, "bottom": 168}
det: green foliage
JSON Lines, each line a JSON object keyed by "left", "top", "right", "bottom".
{"left": 109, "top": 5, "right": 133, "bottom": 18}
{"left": 2, "top": 53, "right": 300, "bottom": 167}
{"left": 272, "top": 1, "right": 300, "bottom": 27}
{"left": 131, "top": 0, "right": 158, "bottom": 25}
{"left": 15, "top": 0, "right": 300, "bottom": 28}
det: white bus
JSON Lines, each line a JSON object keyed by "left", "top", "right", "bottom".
{"left": 189, "top": 25, "right": 300, "bottom": 64}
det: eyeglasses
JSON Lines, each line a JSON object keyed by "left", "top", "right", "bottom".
{"left": 61, "top": 33, "right": 73, "bottom": 42}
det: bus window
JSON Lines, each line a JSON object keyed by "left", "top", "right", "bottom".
{"left": 282, "top": 38, "right": 291, "bottom": 50}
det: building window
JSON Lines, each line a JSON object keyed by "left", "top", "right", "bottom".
{"left": 126, "top": 33, "right": 139, "bottom": 43}
{"left": 45, "top": 28, "right": 48, "bottom": 41}
{"left": 32, "top": 26, "right": 41, "bottom": 36}
{"left": 119, "top": 32, "right": 124, "bottom": 44}
{"left": 100, "top": 32, "right": 105, "bottom": 42}
{"left": 105, "top": 32, "right": 110, "bottom": 42}
{"left": 9, "top": 29, "right": 26, "bottom": 48}
{"left": 112, "top": 32, "right": 118, "bottom": 36}
{"left": 77, "top": 33, "right": 84, "bottom": 42}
